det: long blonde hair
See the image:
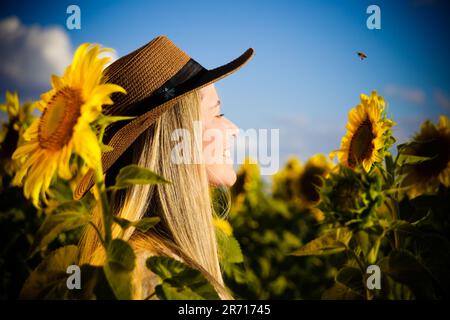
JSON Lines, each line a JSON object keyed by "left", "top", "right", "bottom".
{"left": 78, "top": 90, "right": 232, "bottom": 299}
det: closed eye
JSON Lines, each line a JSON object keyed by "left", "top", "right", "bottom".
{"left": 216, "top": 113, "right": 225, "bottom": 118}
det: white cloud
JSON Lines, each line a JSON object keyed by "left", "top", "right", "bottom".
{"left": 0, "top": 16, "right": 118, "bottom": 98}
{"left": 0, "top": 16, "right": 72, "bottom": 88}
{"left": 383, "top": 84, "right": 426, "bottom": 105}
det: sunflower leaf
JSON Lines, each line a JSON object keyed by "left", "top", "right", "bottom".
{"left": 146, "top": 256, "right": 220, "bottom": 300}
{"left": 154, "top": 283, "right": 205, "bottom": 300}
{"left": 104, "top": 239, "right": 136, "bottom": 300}
{"left": 379, "top": 249, "right": 436, "bottom": 299}
{"left": 335, "top": 266, "right": 365, "bottom": 298}
{"left": 110, "top": 164, "right": 170, "bottom": 190}
{"left": 216, "top": 228, "right": 243, "bottom": 264}
{"left": 290, "top": 228, "right": 352, "bottom": 257}
{"left": 30, "top": 201, "right": 90, "bottom": 257}
{"left": 397, "top": 154, "right": 435, "bottom": 166}
{"left": 106, "top": 239, "right": 135, "bottom": 272}
{"left": 20, "top": 245, "right": 79, "bottom": 299}
{"left": 113, "top": 216, "right": 160, "bottom": 232}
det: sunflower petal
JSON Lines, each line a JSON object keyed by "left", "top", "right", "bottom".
{"left": 73, "top": 122, "right": 101, "bottom": 169}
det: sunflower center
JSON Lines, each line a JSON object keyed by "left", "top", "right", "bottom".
{"left": 38, "top": 87, "right": 83, "bottom": 151}
{"left": 348, "top": 119, "right": 375, "bottom": 167}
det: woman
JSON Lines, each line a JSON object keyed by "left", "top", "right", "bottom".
{"left": 76, "top": 36, "right": 254, "bottom": 299}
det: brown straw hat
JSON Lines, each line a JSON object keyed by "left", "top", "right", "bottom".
{"left": 74, "top": 35, "right": 254, "bottom": 200}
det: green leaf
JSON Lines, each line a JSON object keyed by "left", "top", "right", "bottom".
{"left": 380, "top": 249, "right": 435, "bottom": 299}
{"left": 20, "top": 245, "right": 79, "bottom": 299}
{"left": 367, "top": 233, "right": 384, "bottom": 264}
{"left": 113, "top": 216, "right": 160, "bottom": 232}
{"left": 216, "top": 228, "right": 244, "bottom": 264}
{"left": 106, "top": 239, "right": 136, "bottom": 272}
{"left": 155, "top": 283, "right": 205, "bottom": 300}
{"left": 354, "top": 230, "right": 370, "bottom": 258}
{"left": 134, "top": 217, "right": 160, "bottom": 232}
{"left": 146, "top": 256, "right": 220, "bottom": 300}
{"left": 335, "top": 266, "right": 365, "bottom": 298}
{"left": 147, "top": 256, "right": 185, "bottom": 281}
{"left": 103, "top": 264, "right": 133, "bottom": 300}
{"left": 103, "top": 264, "right": 134, "bottom": 300}
{"left": 290, "top": 229, "right": 352, "bottom": 257}
{"left": 397, "top": 153, "right": 435, "bottom": 166}
{"left": 384, "top": 154, "right": 395, "bottom": 184}
{"left": 111, "top": 164, "right": 170, "bottom": 190}
{"left": 322, "top": 282, "right": 364, "bottom": 300}
{"left": 30, "top": 201, "right": 90, "bottom": 256}
{"left": 104, "top": 239, "right": 136, "bottom": 300}
{"left": 48, "top": 179, "right": 75, "bottom": 203}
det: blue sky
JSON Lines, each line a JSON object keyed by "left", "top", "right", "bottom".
{"left": 1, "top": 0, "right": 449, "bottom": 168}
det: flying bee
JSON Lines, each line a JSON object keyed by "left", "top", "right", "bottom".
{"left": 357, "top": 52, "right": 367, "bottom": 61}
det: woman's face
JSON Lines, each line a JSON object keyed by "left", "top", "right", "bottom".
{"left": 199, "top": 84, "right": 239, "bottom": 187}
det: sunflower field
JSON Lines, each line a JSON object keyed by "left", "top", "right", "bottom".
{"left": 1, "top": 43, "right": 449, "bottom": 300}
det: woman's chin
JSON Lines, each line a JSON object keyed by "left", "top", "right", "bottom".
{"left": 207, "top": 164, "right": 237, "bottom": 187}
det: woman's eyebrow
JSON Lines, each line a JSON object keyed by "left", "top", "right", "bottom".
{"left": 209, "top": 100, "right": 221, "bottom": 109}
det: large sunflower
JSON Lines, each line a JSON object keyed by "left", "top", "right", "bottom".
{"left": 332, "top": 91, "right": 395, "bottom": 172}
{"left": 399, "top": 115, "right": 450, "bottom": 198}
{"left": 12, "top": 44, "right": 125, "bottom": 207}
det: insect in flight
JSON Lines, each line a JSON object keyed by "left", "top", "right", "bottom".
{"left": 357, "top": 52, "right": 367, "bottom": 61}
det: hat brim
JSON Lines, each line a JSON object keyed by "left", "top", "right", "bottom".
{"left": 74, "top": 47, "right": 255, "bottom": 200}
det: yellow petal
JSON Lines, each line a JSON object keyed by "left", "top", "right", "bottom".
{"left": 23, "top": 119, "right": 40, "bottom": 141}
{"left": 51, "top": 75, "right": 65, "bottom": 90}
{"left": 73, "top": 122, "right": 101, "bottom": 169}
{"left": 57, "top": 144, "right": 73, "bottom": 180}
{"left": 12, "top": 141, "right": 39, "bottom": 159}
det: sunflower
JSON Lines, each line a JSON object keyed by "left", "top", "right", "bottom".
{"left": 295, "top": 154, "right": 334, "bottom": 207}
{"left": 0, "top": 91, "right": 36, "bottom": 143}
{"left": 399, "top": 115, "right": 450, "bottom": 198}
{"left": 319, "top": 166, "right": 384, "bottom": 228}
{"left": 11, "top": 43, "right": 126, "bottom": 207}
{"left": 213, "top": 217, "right": 233, "bottom": 236}
{"left": 231, "top": 158, "right": 262, "bottom": 210}
{"left": 0, "top": 91, "right": 36, "bottom": 176}
{"left": 332, "top": 91, "right": 395, "bottom": 172}
{"left": 272, "top": 157, "right": 302, "bottom": 200}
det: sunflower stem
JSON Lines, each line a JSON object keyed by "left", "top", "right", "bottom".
{"left": 385, "top": 197, "right": 399, "bottom": 249}
{"left": 344, "top": 244, "right": 365, "bottom": 273}
{"left": 94, "top": 165, "right": 112, "bottom": 246}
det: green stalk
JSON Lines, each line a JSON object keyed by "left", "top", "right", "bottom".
{"left": 385, "top": 196, "right": 399, "bottom": 248}
{"left": 94, "top": 164, "right": 112, "bottom": 246}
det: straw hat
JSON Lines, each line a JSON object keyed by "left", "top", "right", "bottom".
{"left": 74, "top": 35, "right": 254, "bottom": 199}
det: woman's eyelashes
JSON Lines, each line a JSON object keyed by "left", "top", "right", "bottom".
{"left": 216, "top": 113, "right": 225, "bottom": 118}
